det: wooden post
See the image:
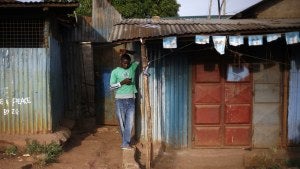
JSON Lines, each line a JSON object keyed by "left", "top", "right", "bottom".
{"left": 141, "top": 41, "right": 152, "bottom": 169}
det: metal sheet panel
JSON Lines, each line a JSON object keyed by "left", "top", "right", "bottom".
{"left": 254, "top": 84, "right": 280, "bottom": 103}
{"left": 194, "top": 126, "right": 221, "bottom": 146}
{"left": 194, "top": 105, "right": 220, "bottom": 124}
{"left": 225, "top": 105, "right": 251, "bottom": 124}
{"left": 49, "top": 38, "right": 64, "bottom": 130}
{"left": 288, "top": 46, "right": 300, "bottom": 145}
{"left": 253, "top": 63, "right": 281, "bottom": 148}
{"left": 193, "top": 63, "right": 252, "bottom": 147}
{"left": 0, "top": 48, "right": 51, "bottom": 134}
{"left": 109, "top": 18, "right": 300, "bottom": 42}
{"left": 253, "top": 103, "right": 280, "bottom": 125}
{"left": 140, "top": 44, "right": 189, "bottom": 148}
{"left": 225, "top": 83, "right": 252, "bottom": 103}
{"left": 194, "top": 84, "right": 221, "bottom": 103}
{"left": 94, "top": 44, "right": 126, "bottom": 125}
{"left": 253, "top": 125, "right": 280, "bottom": 148}
{"left": 61, "top": 43, "right": 95, "bottom": 120}
{"left": 253, "top": 64, "right": 280, "bottom": 83}
{"left": 92, "top": 0, "right": 122, "bottom": 42}
{"left": 224, "top": 126, "right": 251, "bottom": 146}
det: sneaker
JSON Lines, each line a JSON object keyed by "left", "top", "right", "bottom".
{"left": 121, "top": 146, "right": 133, "bottom": 150}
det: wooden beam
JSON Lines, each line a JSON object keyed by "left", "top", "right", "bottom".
{"left": 141, "top": 41, "right": 152, "bottom": 169}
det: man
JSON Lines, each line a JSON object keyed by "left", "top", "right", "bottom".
{"left": 110, "top": 53, "right": 139, "bottom": 150}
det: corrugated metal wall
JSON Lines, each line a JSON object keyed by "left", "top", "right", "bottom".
{"left": 92, "top": 0, "right": 122, "bottom": 42}
{"left": 139, "top": 43, "right": 190, "bottom": 148}
{"left": 288, "top": 45, "right": 300, "bottom": 146}
{"left": 0, "top": 48, "right": 51, "bottom": 134}
{"left": 61, "top": 42, "right": 95, "bottom": 120}
{"left": 94, "top": 44, "right": 125, "bottom": 125}
{"left": 50, "top": 37, "right": 64, "bottom": 129}
{"left": 63, "top": 16, "right": 100, "bottom": 43}
{"left": 252, "top": 63, "right": 281, "bottom": 148}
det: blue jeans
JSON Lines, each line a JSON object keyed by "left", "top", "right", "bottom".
{"left": 115, "top": 98, "right": 135, "bottom": 147}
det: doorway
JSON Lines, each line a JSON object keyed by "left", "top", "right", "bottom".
{"left": 192, "top": 63, "right": 252, "bottom": 148}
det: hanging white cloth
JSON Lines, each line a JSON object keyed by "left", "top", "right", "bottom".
{"left": 267, "top": 34, "right": 281, "bottom": 42}
{"left": 285, "top": 32, "right": 300, "bottom": 45}
{"left": 227, "top": 65, "right": 250, "bottom": 82}
{"left": 163, "top": 36, "right": 177, "bottom": 48}
{"left": 213, "top": 36, "right": 226, "bottom": 55}
{"left": 195, "top": 35, "right": 210, "bottom": 44}
{"left": 229, "top": 36, "right": 244, "bottom": 46}
{"left": 248, "top": 35, "right": 263, "bottom": 46}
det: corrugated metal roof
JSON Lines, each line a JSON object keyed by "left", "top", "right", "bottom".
{"left": 109, "top": 18, "right": 300, "bottom": 43}
{"left": 0, "top": 0, "right": 78, "bottom": 7}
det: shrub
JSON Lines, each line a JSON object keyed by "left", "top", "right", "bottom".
{"left": 25, "top": 139, "right": 63, "bottom": 165}
{"left": 4, "top": 145, "right": 18, "bottom": 157}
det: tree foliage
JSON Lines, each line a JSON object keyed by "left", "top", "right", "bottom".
{"left": 76, "top": 0, "right": 93, "bottom": 16}
{"left": 110, "top": 0, "right": 180, "bottom": 18}
{"left": 75, "top": 0, "right": 180, "bottom": 18}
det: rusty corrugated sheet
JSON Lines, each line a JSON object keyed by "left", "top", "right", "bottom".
{"left": 288, "top": 46, "right": 300, "bottom": 146}
{"left": 92, "top": 0, "right": 122, "bottom": 42}
{"left": 109, "top": 18, "right": 300, "bottom": 42}
{"left": 62, "top": 0, "right": 122, "bottom": 43}
{"left": 0, "top": 48, "right": 51, "bottom": 134}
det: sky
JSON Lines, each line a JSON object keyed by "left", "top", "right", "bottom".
{"left": 177, "top": 0, "right": 262, "bottom": 16}
{"left": 17, "top": 0, "right": 262, "bottom": 17}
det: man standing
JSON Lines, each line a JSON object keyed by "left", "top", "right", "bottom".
{"left": 110, "top": 53, "right": 139, "bottom": 150}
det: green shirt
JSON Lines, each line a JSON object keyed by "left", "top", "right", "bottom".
{"left": 110, "top": 61, "right": 139, "bottom": 98}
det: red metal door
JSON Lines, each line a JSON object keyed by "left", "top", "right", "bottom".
{"left": 192, "top": 63, "right": 252, "bottom": 147}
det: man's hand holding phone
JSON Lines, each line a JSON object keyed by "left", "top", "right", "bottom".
{"left": 120, "top": 78, "right": 132, "bottom": 85}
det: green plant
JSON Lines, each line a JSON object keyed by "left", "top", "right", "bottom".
{"left": 4, "top": 145, "right": 18, "bottom": 157}
{"left": 44, "top": 142, "right": 63, "bottom": 163}
{"left": 25, "top": 139, "right": 63, "bottom": 165}
{"left": 25, "top": 139, "right": 43, "bottom": 155}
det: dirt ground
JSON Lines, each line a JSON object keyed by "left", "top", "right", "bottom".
{"left": 1, "top": 125, "right": 299, "bottom": 169}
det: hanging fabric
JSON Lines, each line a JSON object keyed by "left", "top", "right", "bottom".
{"left": 227, "top": 65, "right": 250, "bottom": 82}
{"left": 229, "top": 36, "right": 244, "bottom": 46}
{"left": 267, "top": 34, "right": 281, "bottom": 42}
{"left": 163, "top": 36, "right": 177, "bottom": 48}
{"left": 248, "top": 35, "right": 263, "bottom": 46}
{"left": 285, "top": 32, "right": 300, "bottom": 44}
{"left": 195, "top": 35, "right": 210, "bottom": 44}
{"left": 213, "top": 36, "right": 226, "bottom": 55}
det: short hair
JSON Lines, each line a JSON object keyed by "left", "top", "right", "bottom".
{"left": 120, "top": 53, "right": 131, "bottom": 62}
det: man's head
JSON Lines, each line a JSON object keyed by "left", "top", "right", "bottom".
{"left": 120, "top": 54, "right": 131, "bottom": 69}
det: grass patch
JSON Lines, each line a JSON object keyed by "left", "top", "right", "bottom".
{"left": 25, "top": 139, "right": 63, "bottom": 165}
{"left": 4, "top": 145, "right": 18, "bottom": 157}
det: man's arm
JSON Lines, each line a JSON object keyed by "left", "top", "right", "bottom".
{"left": 110, "top": 70, "right": 121, "bottom": 90}
{"left": 110, "top": 70, "right": 132, "bottom": 90}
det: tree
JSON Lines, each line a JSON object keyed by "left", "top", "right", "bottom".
{"left": 110, "top": 0, "right": 180, "bottom": 18}
{"left": 76, "top": 0, "right": 93, "bottom": 16}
